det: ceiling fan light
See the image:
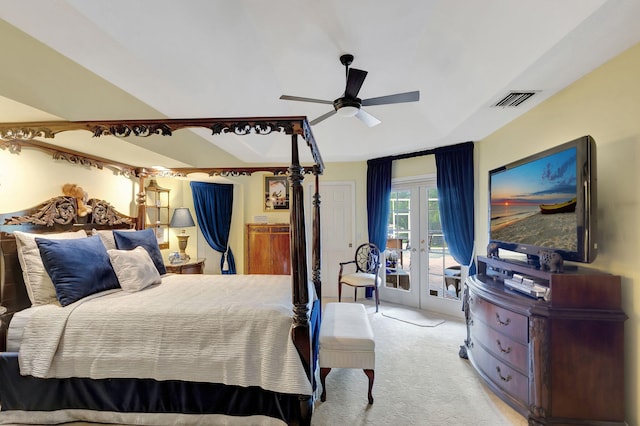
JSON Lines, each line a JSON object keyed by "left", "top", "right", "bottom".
{"left": 337, "top": 105, "right": 359, "bottom": 117}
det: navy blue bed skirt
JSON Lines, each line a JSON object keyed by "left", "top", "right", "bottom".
{"left": 0, "top": 299, "right": 321, "bottom": 423}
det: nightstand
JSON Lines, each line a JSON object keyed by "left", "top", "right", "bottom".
{"left": 165, "top": 258, "right": 205, "bottom": 274}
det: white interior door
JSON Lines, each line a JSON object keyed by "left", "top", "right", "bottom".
{"left": 308, "top": 181, "right": 355, "bottom": 299}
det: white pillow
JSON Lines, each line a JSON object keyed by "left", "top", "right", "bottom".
{"left": 14, "top": 229, "right": 88, "bottom": 306}
{"left": 92, "top": 228, "right": 135, "bottom": 251}
{"left": 108, "top": 246, "right": 162, "bottom": 292}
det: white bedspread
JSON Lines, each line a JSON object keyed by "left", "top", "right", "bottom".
{"left": 18, "top": 274, "right": 313, "bottom": 395}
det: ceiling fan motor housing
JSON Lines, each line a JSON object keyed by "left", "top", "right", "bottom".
{"left": 334, "top": 97, "right": 361, "bottom": 111}
{"left": 339, "top": 54, "right": 354, "bottom": 66}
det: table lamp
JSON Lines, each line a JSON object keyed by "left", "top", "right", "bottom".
{"left": 170, "top": 207, "right": 196, "bottom": 260}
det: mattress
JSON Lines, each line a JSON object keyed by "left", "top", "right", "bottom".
{"left": 15, "top": 274, "right": 315, "bottom": 395}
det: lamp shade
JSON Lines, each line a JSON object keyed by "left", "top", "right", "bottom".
{"left": 170, "top": 208, "right": 196, "bottom": 228}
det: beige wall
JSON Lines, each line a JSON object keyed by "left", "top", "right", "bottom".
{"left": 0, "top": 151, "right": 200, "bottom": 265}
{"left": 0, "top": 148, "right": 137, "bottom": 215}
{"left": 477, "top": 42, "right": 640, "bottom": 424}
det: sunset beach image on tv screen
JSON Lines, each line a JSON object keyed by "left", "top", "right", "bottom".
{"left": 490, "top": 146, "right": 578, "bottom": 252}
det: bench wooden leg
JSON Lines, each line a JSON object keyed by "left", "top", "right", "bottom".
{"left": 364, "top": 369, "right": 375, "bottom": 404}
{"left": 320, "top": 367, "right": 331, "bottom": 402}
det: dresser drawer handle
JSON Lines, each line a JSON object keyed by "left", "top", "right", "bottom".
{"left": 495, "top": 313, "right": 511, "bottom": 326}
{"left": 496, "top": 339, "right": 511, "bottom": 354}
{"left": 496, "top": 366, "right": 512, "bottom": 382}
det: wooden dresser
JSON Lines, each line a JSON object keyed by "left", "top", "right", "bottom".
{"left": 245, "top": 223, "right": 290, "bottom": 274}
{"left": 462, "top": 256, "right": 627, "bottom": 425}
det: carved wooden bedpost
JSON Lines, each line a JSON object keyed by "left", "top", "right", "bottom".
{"left": 312, "top": 167, "right": 322, "bottom": 304}
{"left": 288, "top": 134, "right": 312, "bottom": 424}
{"left": 136, "top": 174, "right": 147, "bottom": 231}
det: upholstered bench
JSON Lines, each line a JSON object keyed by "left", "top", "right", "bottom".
{"left": 319, "top": 302, "right": 375, "bottom": 404}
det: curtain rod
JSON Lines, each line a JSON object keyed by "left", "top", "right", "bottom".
{"left": 367, "top": 141, "right": 473, "bottom": 164}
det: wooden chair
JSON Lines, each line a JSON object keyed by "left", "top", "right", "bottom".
{"left": 338, "top": 243, "right": 382, "bottom": 312}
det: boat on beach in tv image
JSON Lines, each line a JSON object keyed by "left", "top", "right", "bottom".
{"left": 539, "top": 197, "right": 576, "bottom": 214}
{"left": 490, "top": 146, "right": 578, "bottom": 252}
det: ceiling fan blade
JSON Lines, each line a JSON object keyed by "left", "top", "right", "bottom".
{"left": 355, "top": 108, "right": 381, "bottom": 127}
{"left": 344, "top": 68, "right": 368, "bottom": 99}
{"left": 280, "top": 95, "right": 333, "bottom": 105}
{"left": 361, "top": 90, "right": 420, "bottom": 106}
{"left": 309, "top": 110, "right": 337, "bottom": 125}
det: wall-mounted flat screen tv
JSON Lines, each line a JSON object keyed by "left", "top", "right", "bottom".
{"left": 489, "top": 135, "right": 597, "bottom": 263}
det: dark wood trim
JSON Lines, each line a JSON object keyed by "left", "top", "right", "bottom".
{"left": 0, "top": 116, "right": 324, "bottom": 174}
{"left": 312, "top": 170, "right": 322, "bottom": 304}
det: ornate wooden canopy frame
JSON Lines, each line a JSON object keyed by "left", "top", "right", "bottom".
{"left": 0, "top": 116, "right": 323, "bottom": 424}
{"left": 0, "top": 116, "right": 323, "bottom": 174}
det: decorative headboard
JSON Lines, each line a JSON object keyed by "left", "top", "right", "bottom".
{"left": 0, "top": 196, "right": 136, "bottom": 350}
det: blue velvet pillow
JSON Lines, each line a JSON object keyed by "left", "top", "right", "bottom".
{"left": 113, "top": 228, "right": 166, "bottom": 275}
{"left": 36, "top": 235, "right": 120, "bottom": 306}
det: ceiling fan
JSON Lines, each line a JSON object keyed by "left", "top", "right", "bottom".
{"left": 280, "top": 54, "right": 420, "bottom": 127}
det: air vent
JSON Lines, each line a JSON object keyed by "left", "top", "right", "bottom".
{"left": 493, "top": 91, "right": 538, "bottom": 107}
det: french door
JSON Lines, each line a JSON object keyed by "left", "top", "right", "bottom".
{"left": 379, "top": 176, "right": 463, "bottom": 316}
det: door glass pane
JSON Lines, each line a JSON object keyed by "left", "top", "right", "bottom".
{"left": 386, "top": 190, "right": 411, "bottom": 291}
{"left": 427, "top": 187, "right": 462, "bottom": 300}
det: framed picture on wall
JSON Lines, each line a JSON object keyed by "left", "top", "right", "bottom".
{"left": 264, "top": 175, "right": 289, "bottom": 211}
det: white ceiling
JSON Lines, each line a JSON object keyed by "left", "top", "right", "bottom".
{"left": 1, "top": 0, "right": 640, "bottom": 167}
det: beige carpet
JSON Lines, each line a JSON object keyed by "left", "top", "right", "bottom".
{"left": 312, "top": 299, "right": 527, "bottom": 426}
{"left": 381, "top": 306, "right": 445, "bottom": 327}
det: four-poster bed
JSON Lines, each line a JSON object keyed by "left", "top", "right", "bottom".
{"left": 0, "top": 116, "right": 323, "bottom": 425}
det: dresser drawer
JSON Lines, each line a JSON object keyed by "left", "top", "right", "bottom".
{"left": 270, "top": 225, "right": 290, "bottom": 233}
{"left": 469, "top": 295, "right": 528, "bottom": 343}
{"left": 249, "top": 226, "right": 271, "bottom": 233}
{"left": 469, "top": 342, "right": 529, "bottom": 406}
{"left": 470, "top": 316, "right": 528, "bottom": 373}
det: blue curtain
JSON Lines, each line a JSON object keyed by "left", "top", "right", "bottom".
{"left": 367, "top": 158, "right": 392, "bottom": 251}
{"left": 190, "top": 181, "right": 236, "bottom": 274}
{"left": 434, "top": 142, "right": 476, "bottom": 275}
{"left": 366, "top": 159, "right": 392, "bottom": 297}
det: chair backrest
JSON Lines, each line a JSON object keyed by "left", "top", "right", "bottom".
{"left": 354, "top": 243, "right": 381, "bottom": 274}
